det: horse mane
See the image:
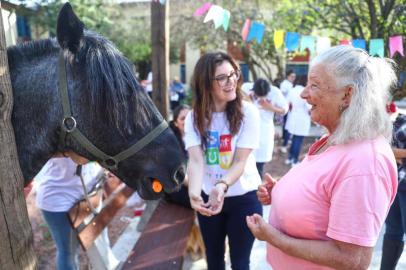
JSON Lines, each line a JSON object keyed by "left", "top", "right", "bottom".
{"left": 77, "top": 30, "right": 153, "bottom": 137}
{"left": 7, "top": 31, "right": 153, "bottom": 138}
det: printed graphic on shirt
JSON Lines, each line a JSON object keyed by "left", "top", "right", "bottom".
{"left": 205, "top": 131, "right": 232, "bottom": 169}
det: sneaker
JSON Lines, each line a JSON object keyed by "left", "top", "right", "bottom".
{"left": 284, "top": 158, "right": 292, "bottom": 165}
{"left": 280, "top": 146, "right": 287, "bottom": 153}
{"left": 291, "top": 162, "right": 298, "bottom": 167}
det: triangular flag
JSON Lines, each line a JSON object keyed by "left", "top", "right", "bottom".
{"left": 389, "top": 36, "right": 404, "bottom": 57}
{"left": 222, "top": 9, "right": 231, "bottom": 31}
{"left": 246, "top": 22, "right": 265, "bottom": 44}
{"left": 340, "top": 39, "right": 351, "bottom": 45}
{"left": 352, "top": 39, "right": 366, "bottom": 50}
{"left": 204, "top": 5, "right": 225, "bottom": 29}
{"left": 193, "top": 2, "right": 213, "bottom": 17}
{"left": 241, "top": 19, "right": 251, "bottom": 41}
{"left": 285, "top": 32, "right": 300, "bottom": 51}
{"left": 300, "top": 35, "right": 315, "bottom": 54}
{"left": 316, "top": 37, "right": 331, "bottom": 54}
{"left": 160, "top": 0, "right": 166, "bottom": 4}
{"left": 274, "top": 30, "right": 284, "bottom": 49}
{"left": 369, "top": 39, "right": 384, "bottom": 57}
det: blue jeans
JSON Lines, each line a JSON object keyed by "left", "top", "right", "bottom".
{"left": 384, "top": 185, "right": 406, "bottom": 242}
{"left": 198, "top": 191, "right": 263, "bottom": 270}
{"left": 42, "top": 210, "right": 79, "bottom": 270}
{"left": 288, "top": 135, "right": 304, "bottom": 163}
{"left": 282, "top": 114, "right": 290, "bottom": 147}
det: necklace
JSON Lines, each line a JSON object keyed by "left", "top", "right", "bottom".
{"left": 311, "top": 137, "right": 329, "bottom": 155}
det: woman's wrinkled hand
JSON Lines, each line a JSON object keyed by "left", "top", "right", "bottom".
{"left": 207, "top": 185, "right": 225, "bottom": 214}
{"left": 246, "top": 213, "right": 275, "bottom": 242}
{"left": 257, "top": 173, "right": 277, "bottom": 205}
{"left": 190, "top": 194, "right": 215, "bottom": 216}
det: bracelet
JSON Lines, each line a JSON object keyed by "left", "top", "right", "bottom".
{"left": 215, "top": 180, "right": 229, "bottom": 193}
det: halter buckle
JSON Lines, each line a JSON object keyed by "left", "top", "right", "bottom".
{"left": 62, "top": 116, "right": 77, "bottom": 133}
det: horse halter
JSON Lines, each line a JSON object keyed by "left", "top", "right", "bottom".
{"left": 57, "top": 51, "right": 168, "bottom": 170}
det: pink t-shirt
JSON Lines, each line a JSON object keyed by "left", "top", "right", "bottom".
{"left": 267, "top": 136, "right": 398, "bottom": 270}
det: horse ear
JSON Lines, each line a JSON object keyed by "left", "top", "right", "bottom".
{"left": 56, "top": 3, "right": 84, "bottom": 53}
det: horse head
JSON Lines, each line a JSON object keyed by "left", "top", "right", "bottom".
{"left": 8, "top": 3, "right": 186, "bottom": 199}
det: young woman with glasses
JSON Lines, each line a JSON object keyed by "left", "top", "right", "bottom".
{"left": 184, "top": 52, "right": 262, "bottom": 269}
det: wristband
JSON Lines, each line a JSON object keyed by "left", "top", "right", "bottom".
{"left": 215, "top": 180, "right": 229, "bottom": 193}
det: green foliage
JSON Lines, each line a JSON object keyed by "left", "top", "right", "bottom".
{"left": 29, "top": 0, "right": 112, "bottom": 37}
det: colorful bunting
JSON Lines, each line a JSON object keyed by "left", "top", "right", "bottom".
{"left": 241, "top": 19, "right": 251, "bottom": 41}
{"left": 192, "top": 3, "right": 406, "bottom": 58}
{"left": 389, "top": 36, "right": 404, "bottom": 57}
{"left": 204, "top": 5, "right": 227, "bottom": 29}
{"left": 316, "top": 37, "right": 331, "bottom": 54}
{"left": 352, "top": 39, "right": 366, "bottom": 50}
{"left": 340, "top": 39, "right": 351, "bottom": 45}
{"left": 300, "top": 35, "right": 315, "bottom": 54}
{"left": 369, "top": 39, "right": 384, "bottom": 57}
{"left": 246, "top": 22, "right": 265, "bottom": 44}
{"left": 285, "top": 32, "right": 300, "bottom": 51}
{"left": 274, "top": 30, "right": 284, "bottom": 49}
{"left": 222, "top": 9, "right": 231, "bottom": 31}
{"left": 193, "top": 2, "right": 213, "bottom": 17}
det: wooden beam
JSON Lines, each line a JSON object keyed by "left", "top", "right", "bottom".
{"left": 151, "top": 0, "right": 170, "bottom": 120}
{"left": 0, "top": 3, "right": 37, "bottom": 269}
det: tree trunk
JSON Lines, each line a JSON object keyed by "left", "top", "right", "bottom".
{"left": 151, "top": 0, "right": 170, "bottom": 120}
{"left": 0, "top": 5, "right": 37, "bottom": 269}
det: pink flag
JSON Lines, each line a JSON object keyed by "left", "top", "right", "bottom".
{"left": 193, "top": 2, "right": 213, "bottom": 17}
{"left": 389, "top": 35, "right": 404, "bottom": 57}
{"left": 241, "top": 19, "right": 251, "bottom": 41}
{"left": 340, "top": 39, "right": 351, "bottom": 45}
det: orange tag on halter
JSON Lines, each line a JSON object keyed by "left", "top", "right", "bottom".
{"left": 152, "top": 179, "right": 163, "bottom": 193}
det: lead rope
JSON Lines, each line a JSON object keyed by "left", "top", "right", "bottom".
{"left": 76, "top": 164, "right": 103, "bottom": 216}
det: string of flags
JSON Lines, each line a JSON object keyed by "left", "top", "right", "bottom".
{"left": 193, "top": 2, "right": 405, "bottom": 58}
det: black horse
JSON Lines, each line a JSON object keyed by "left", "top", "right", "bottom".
{"left": 7, "top": 3, "right": 185, "bottom": 199}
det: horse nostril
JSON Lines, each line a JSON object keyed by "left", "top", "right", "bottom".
{"left": 174, "top": 165, "right": 185, "bottom": 184}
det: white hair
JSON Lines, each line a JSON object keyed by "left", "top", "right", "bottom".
{"left": 311, "top": 45, "right": 397, "bottom": 145}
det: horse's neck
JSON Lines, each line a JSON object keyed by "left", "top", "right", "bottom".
{"left": 10, "top": 66, "right": 62, "bottom": 183}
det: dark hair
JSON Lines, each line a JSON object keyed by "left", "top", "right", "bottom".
{"left": 253, "top": 78, "right": 270, "bottom": 97}
{"left": 191, "top": 52, "right": 243, "bottom": 146}
{"left": 286, "top": 69, "right": 295, "bottom": 77}
{"left": 293, "top": 75, "right": 308, "bottom": 87}
{"left": 169, "top": 104, "right": 190, "bottom": 154}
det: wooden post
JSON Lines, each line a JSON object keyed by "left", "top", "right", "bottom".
{"left": 0, "top": 4, "right": 37, "bottom": 269}
{"left": 151, "top": 0, "right": 169, "bottom": 120}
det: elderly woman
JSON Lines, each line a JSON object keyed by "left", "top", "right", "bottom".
{"left": 246, "top": 45, "right": 399, "bottom": 270}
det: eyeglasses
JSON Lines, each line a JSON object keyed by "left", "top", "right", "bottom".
{"left": 214, "top": 70, "right": 241, "bottom": 87}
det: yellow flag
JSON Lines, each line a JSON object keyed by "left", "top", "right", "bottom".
{"left": 274, "top": 30, "right": 284, "bottom": 49}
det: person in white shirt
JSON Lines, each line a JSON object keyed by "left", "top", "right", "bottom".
{"left": 185, "top": 52, "right": 262, "bottom": 269}
{"left": 285, "top": 75, "right": 312, "bottom": 165}
{"left": 145, "top": 71, "right": 153, "bottom": 98}
{"left": 35, "top": 158, "right": 104, "bottom": 270}
{"left": 249, "top": 79, "right": 288, "bottom": 176}
{"left": 279, "top": 70, "right": 296, "bottom": 153}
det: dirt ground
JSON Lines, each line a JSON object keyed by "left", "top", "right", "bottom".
{"left": 26, "top": 135, "right": 316, "bottom": 269}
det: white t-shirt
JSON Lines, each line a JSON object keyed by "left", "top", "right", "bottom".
{"left": 251, "top": 86, "right": 288, "bottom": 162}
{"left": 286, "top": 85, "right": 312, "bottom": 136}
{"left": 35, "top": 158, "right": 104, "bottom": 212}
{"left": 184, "top": 101, "right": 261, "bottom": 197}
{"left": 146, "top": 72, "right": 153, "bottom": 93}
{"left": 280, "top": 79, "right": 293, "bottom": 98}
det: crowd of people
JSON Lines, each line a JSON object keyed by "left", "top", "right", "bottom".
{"left": 26, "top": 45, "right": 405, "bottom": 270}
